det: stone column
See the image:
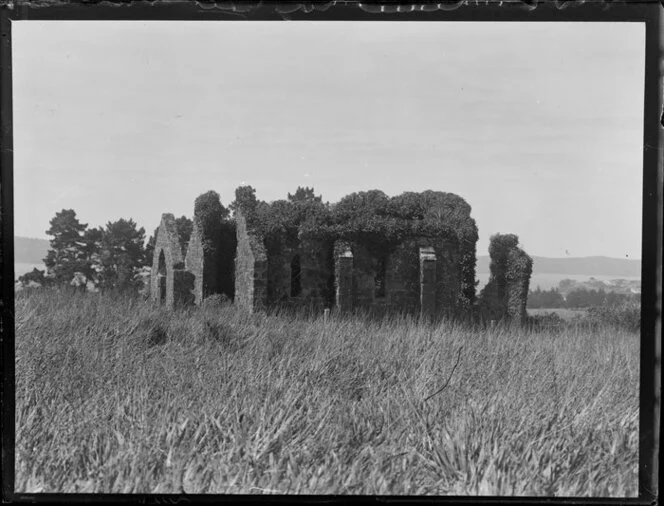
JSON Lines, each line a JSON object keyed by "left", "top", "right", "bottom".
{"left": 234, "top": 210, "right": 267, "bottom": 313}
{"left": 335, "top": 242, "right": 354, "bottom": 312}
{"left": 420, "top": 246, "right": 437, "bottom": 320}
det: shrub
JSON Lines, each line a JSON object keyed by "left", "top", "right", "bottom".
{"left": 201, "top": 293, "right": 232, "bottom": 308}
{"left": 585, "top": 301, "right": 640, "bottom": 332}
{"left": 526, "top": 311, "right": 564, "bottom": 332}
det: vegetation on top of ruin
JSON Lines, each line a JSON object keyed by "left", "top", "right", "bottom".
{"left": 232, "top": 185, "right": 479, "bottom": 310}
{"left": 194, "top": 192, "right": 230, "bottom": 238}
{"left": 479, "top": 233, "right": 533, "bottom": 323}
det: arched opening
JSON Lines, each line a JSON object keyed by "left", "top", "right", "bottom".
{"left": 290, "top": 254, "right": 302, "bottom": 297}
{"left": 374, "top": 255, "right": 387, "bottom": 299}
{"left": 158, "top": 249, "right": 167, "bottom": 303}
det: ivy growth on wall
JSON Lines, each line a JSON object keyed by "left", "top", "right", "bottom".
{"left": 232, "top": 185, "right": 479, "bottom": 309}
{"left": 479, "top": 233, "right": 533, "bottom": 323}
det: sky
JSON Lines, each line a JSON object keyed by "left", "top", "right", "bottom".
{"left": 12, "top": 21, "right": 645, "bottom": 259}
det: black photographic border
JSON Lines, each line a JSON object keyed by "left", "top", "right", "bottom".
{"left": 1, "top": 1, "right": 660, "bottom": 504}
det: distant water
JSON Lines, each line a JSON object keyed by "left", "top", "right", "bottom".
{"left": 477, "top": 272, "right": 641, "bottom": 291}
{"left": 14, "top": 261, "right": 641, "bottom": 291}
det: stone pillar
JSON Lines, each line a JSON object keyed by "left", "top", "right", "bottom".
{"left": 419, "top": 246, "right": 437, "bottom": 320}
{"left": 185, "top": 222, "right": 204, "bottom": 305}
{"left": 234, "top": 209, "right": 268, "bottom": 313}
{"left": 335, "top": 242, "right": 354, "bottom": 312}
{"left": 505, "top": 247, "right": 533, "bottom": 326}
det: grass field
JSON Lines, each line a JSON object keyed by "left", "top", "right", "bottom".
{"left": 14, "top": 289, "right": 639, "bottom": 496}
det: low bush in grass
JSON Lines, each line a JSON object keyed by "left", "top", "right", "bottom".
{"left": 14, "top": 289, "right": 639, "bottom": 495}
{"left": 584, "top": 301, "right": 640, "bottom": 333}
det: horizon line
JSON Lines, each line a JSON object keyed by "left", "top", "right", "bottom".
{"left": 12, "top": 235, "right": 643, "bottom": 262}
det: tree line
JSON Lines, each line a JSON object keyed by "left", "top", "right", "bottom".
{"left": 527, "top": 286, "right": 639, "bottom": 309}
{"left": 16, "top": 187, "right": 307, "bottom": 293}
{"left": 17, "top": 209, "right": 193, "bottom": 293}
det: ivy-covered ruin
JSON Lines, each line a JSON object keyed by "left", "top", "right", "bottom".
{"left": 150, "top": 186, "right": 532, "bottom": 324}
{"left": 478, "top": 234, "right": 533, "bottom": 325}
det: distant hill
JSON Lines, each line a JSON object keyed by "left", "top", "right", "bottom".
{"left": 15, "top": 237, "right": 50, "bottom": 264}
{"left": 15, "top": 236, "right": 641, "bottom": 279}
{"left": 477, "top": 255, "right": 641, "bottom": 278}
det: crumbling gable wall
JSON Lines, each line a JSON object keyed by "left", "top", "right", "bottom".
{"left": 150, "top": 213, "right": 194, "bottom": 308}
{"left": 478, "top": 234, "right": 533, "bottom": 325}
{"left": 234, "top": 209, "right": 267, "bottom": 312}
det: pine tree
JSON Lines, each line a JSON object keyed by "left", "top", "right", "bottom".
{"left": 44, "top": 209, "right": 90, "bottom": 286}
{"left": 98, "top": 218, "right": 146, "bottom": 292}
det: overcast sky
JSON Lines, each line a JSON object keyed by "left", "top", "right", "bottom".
{"left": 12, "top": 21, "right": 645, "bottom": 259}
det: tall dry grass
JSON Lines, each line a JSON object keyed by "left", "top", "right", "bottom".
{"left": 15, "top": 289, "right": 639, "bottom": 495}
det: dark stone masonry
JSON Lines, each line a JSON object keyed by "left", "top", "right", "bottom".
{"left": 150, "top": 189, "right": 532, "bottom": 324}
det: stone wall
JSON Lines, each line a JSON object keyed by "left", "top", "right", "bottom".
{"left": 348, "top": 243, "right": 377, "bottom": 308}
{"left": 334, "top": 241, "right": 354, "bottom": 311}
{"left": 150, "top": 213, "right": 193, "bottom": 308}
{"left": 419, "top": 246, "right": 437, "bottom": 320}
{"left": 184, "top": 221, "right": 205, "bottom": 305}
{"left": 505, "top": 247, "right": 533, "bottom": 325}
{"left": 234, "top": 210, "right": 267, "bottom": 312}
{"left": 434, "top": 234, "right": 462, "bottom": 318}
{"left": 383, "top": 240, "right": 420, "bottom": 312}
{"left": 185, "top": 218, "right": 237, "bottom": 305}
{"left": 332, "top": 235, "right": 462, "bottom": 319}
{"left": 233, "top": 207, "right": 336, "bottom": 311}
{"left": 264, "top": 237, "right": 297, "bottom": 304}
{"left": 478, "top": 234, "right": 532, "bottom": 325}
{"left": 152, "top": 188, "right": 485, "bottom": 320}
{"left": 299, "top": 237, "right": 335, "bottom": 307}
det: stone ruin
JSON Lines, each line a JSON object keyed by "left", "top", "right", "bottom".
{"left": 150, "top": 189, "right": 533, "bottom": 324}
{"left": 150, "top": 213, "right": 194, "bottom": 308}
{"left": 477, "top": 234, "right": 533, "bottom": 326}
